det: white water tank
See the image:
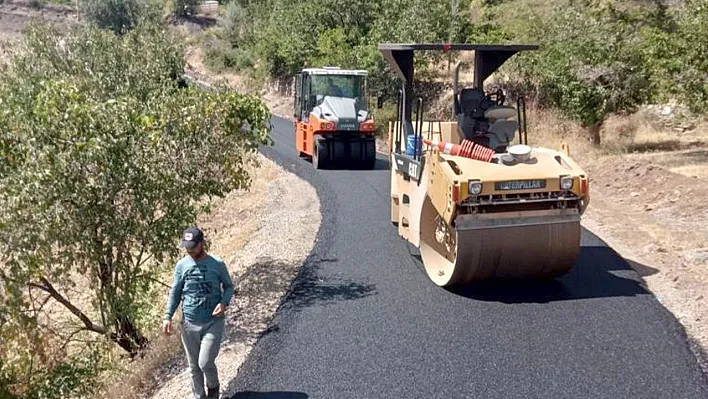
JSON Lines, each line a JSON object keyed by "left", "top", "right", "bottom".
{"left": 199, "top": 1, "right": 219, "bottom": 15}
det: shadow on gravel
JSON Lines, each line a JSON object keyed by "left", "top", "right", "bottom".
{"left": 443, "top": 244, "right": 658, "bottom": 304}
{"left": 231, "top": 391, "right": 308, "bottom": 398}
{"left": 283, "top": 256, "right": 377, "bottom": 311}
{"left": 226, "top": 259, "right": 302, "bottom": 342}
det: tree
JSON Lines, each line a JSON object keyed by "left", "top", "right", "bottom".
{"left": 506, "top": 3, "right": 653, "bottom": 145}
{"left": 79, "top": 0, "right": 163, "bottom": 35}
{"left": 0, "top": 21, "right": 271, "bottom": 386}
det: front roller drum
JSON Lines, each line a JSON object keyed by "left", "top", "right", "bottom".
{"left": 418, "top": 196, "right": 581, "bottom": 286}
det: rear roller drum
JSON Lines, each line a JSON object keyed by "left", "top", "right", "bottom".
{"left": 418, "top": 195, "right": 582, "bottom": 286}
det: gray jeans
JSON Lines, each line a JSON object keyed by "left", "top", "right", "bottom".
{"left": 181, "top": 316, "right": 226, "bottom": 399}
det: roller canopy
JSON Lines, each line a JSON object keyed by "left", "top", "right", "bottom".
{"left": 378, "top": 43, "right": 538, "bottom": 87}
{"left": 378, "top": 43, "right": 537, "bottom": 127}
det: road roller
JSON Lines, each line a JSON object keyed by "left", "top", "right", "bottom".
{"left": 293, "top": 67, "right": 377, "bottom": 169}
{"left": 380, "top": 43, "right": 590, "bottom": 286}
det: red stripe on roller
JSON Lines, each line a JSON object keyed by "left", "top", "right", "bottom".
{"left": 465, "top": 142, "right": 472, "bottom": 157}
{"left": 460, "top": 140, "right": 470, "bottom": 157}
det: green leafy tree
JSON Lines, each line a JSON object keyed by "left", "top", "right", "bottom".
{"left": 505, "top": 3, "right": 654, "bottom": 145}
{"left": 79, "top": 0, "right": 162, "bottom": 35}
{"left": 0, "top": 21, "right": 271, "bottom": 396}
{"left": 312, "top": 27, "right": 358, "bottom": 68}
{"left": 640, "top": 0, "right": 708, "bottom": 113}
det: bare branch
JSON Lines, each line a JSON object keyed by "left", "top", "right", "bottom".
{"left": 133, "top": 245, "right": 146, "bottom": 269}
{"left": 60, "top": 328, "right": 90, "bottom": 351}
{"left": 29, "top": 277, "right": 109, "bottom": 335}
{"left": 136, "top": 252, "right": 154, "bottom": 269}
{"left": 135, "top": 273, "right": 171, "bottom": 289}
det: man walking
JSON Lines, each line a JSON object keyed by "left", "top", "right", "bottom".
{"left": 163, "top": 227, "right": 234, "bottom": 399}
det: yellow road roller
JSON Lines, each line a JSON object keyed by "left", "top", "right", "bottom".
{"left": 380, "top": 43, "right": 590, "bottom": 286}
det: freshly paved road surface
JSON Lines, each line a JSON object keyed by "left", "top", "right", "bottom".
{"left": 227, "top": 116, "right": 708, "bottom": 399}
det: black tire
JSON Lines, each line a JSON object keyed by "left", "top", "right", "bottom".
{"left": 312, "top": 138, "right": 327, "bottom": 169}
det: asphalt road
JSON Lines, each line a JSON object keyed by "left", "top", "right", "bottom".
{"left": 227, "top": 116, "right": 708, "bottom": 399}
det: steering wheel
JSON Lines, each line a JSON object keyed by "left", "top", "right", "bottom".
{"left": 485, "top": 88, "right": 505, "bottom": 106}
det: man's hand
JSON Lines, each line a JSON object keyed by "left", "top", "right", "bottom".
{"left": 163, "top": 320, "right": 172, "bottom": 336}
{"left": 212, "top": 303, "right": 226, "bottom": 317}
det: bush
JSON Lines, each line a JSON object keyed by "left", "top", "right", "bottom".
{"left": 640, "top": 0, "right": 708, "bottom": 113}
{"left": 469, "top": 0, "right": 708, "bottom": 145}
{"left": 80, "top": 0, "right": 162, "bottom": 35}
{"left": 202, "top": 29, "right": 254, "bottom": 71}
{"left": 220, "top": 1, "right": 250, "bottom": 47}
{"left": 372, "top": 101, "right": 399, "bottom": 138}
{"left": 199, "top": 0, "right": 467, "bottom": 96}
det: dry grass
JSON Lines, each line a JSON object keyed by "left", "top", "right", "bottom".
{"left": 98, "top": 321, "right": 186, "bottom": 399}
{"left": 519, "top": 104, "right": 708, "bottom": 165}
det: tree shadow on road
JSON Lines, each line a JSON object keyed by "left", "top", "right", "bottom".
{"left": 282, "top": 256, "right": 377, "bottom": 311}
{"left": 440, "top": 234, "right": 659, "bottom": 304}
{"left": 221, "top": 254, "right": 375, "bottom": 342}
{"left": 231, "top": 391, "right": 308, "bottom": 399}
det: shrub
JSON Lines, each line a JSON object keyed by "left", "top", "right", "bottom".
{"left": 79, "top": 0, "right": 162, "bottom": 35}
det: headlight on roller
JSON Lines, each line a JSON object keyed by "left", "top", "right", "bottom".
{"left": 468, "top": 180, "right": 482, "bottom": 195}
{"left": 560, "top": 175, "right": 573, "bottom": 191}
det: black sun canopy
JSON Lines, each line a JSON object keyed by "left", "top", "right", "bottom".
{"left": 378, "top": 43, "right": 538, "bottom": 122}
{"left": 378, "top": 43, "right": 538, "bottom": 87}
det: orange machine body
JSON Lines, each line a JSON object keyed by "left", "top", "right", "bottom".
{"left": 293, "top": 67, "right": 378, "bottom": 169}
{"left": 295, "top": 113, "right": 376, "bottom": 157}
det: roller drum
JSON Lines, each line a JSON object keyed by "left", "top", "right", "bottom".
{"left": 419, "top": 196, "right": 581, "bottom": 286}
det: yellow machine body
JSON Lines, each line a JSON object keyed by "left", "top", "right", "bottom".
{"left": 388, "top": 120, "right": 590, "bottom": 286}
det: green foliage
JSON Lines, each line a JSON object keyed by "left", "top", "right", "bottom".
{"left": 509, "top": 3, "right": 652, "bottom": 130}
{"left": 204, "top": 38, "right": 255, "bottom": 72}
{"left": 202, "top": 2, "right": 255, "bottom": 72}
{"left": 312, "top": 27, "right": 357, "bottom": 69}
{"left": 639, "top": 0, "right": 708, "bottom": 113}
{"left": 20, "top": 348, "right": 105, "bottom": 399}
{"left": 220, "top": 1, "right": 250, "bottom": 47}
{"left": 203, "top": 0, "right": 469, "bottom": 98}
{"left": 79, "top": 0, "right": 163, "bottom": 35}
{"left": 0, "top": 20, "right": 271, "bottom": 397}
{"left": 474, "top": 0, "right": 708, "bottom": 143}
{"left": 371, "top": 101, "right": 399, "bottom": 137}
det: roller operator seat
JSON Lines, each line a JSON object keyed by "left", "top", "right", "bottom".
{"left": 456, "top": 88, "right": 486, "bottom": 141}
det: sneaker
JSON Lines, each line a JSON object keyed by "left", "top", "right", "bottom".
{"left": 206, "top": 385, "right": 219, "bottom": 398}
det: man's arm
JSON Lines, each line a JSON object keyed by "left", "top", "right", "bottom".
{"left": 218, "top": 261, "right": 234, "bottom": 307}
{"left": 164, "top": 263, "right": 184, "bottom": 320}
